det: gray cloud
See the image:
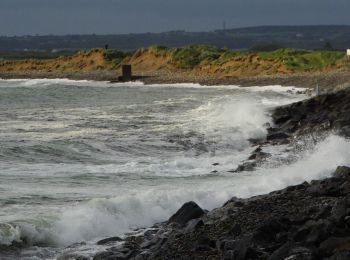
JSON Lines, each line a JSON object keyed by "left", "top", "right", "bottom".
{"left": 0, "top": 0, "right": 349, "bottom": 35}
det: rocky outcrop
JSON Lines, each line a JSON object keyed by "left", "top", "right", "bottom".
{"left": 91, "top": 166, "right": 350, "bottom": 259}
{"left": 233, "top": 88, "right": 350, "bottom": 173}
{"left": 270, "top": 89, "right": 350, "bottom": 140}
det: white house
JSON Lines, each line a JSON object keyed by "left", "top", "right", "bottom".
{"left": 347, "top": 49, "right": 350, "bottom": 57}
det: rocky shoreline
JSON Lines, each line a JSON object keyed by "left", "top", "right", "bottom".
{"left": 65, "top": 88, "right": 350, "bottom": 260}
{"left": 87, "top": 166, "right": 350, "bottom": 260}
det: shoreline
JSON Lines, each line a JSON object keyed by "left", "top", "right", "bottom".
{"left": 90, "top": 88, "right": 350, "bottom": 260}
{"left": 1, "top": 70, "right": 350, "bottom": 92}
{"left": 1, "top": 73, "right": 350, "bottom": 259}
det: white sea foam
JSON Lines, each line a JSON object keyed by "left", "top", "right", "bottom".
{"left": 0, "top": 78, "right": 144, "bottom": 88}
{"left": 0, "top": 78, "right": 307, "bottom": 94}
{"left": 1, "top": 134, "right": 347, "bottom": 249}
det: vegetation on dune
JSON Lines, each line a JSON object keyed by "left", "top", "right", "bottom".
{"left": 146, "top": 44, "right": 345, "bottom": 70}
{"left": 149, "top": 45, "right": 169, "bottom": 53}
{"left": 257, "top": 48, "right": 345, "bottom": 69}
{"left": 169, "top": 45, "right": 226, "bottom": 69}
{"left": 0, "top": 44, "right": 347, "bottom": 73}
{"left": 103, "top": 49, "right": 131, "bottom": 67}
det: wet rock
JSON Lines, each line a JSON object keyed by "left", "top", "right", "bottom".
{"left": 338, "top": 126, "right": 350, "bottom": 137}
{"left": 319, "top": 237, "right": 350, "bottom": 256}
{"left": 333, "top": 166, "right": 350, "bottom": 178}
{"left": 329, "top": 251, "right": 350, "bottom": 260}
{"left": 330, "top": 200, "right": 350, "bottom": 223}
{"left": 168, "top": 201, "right": 205, "bottom": 226}
{"left": 93, "top": 166, "right": 350, "bottom": 260}
{"left": 285, "top": 246, "right": 315, "bottom": 260}
{"left": 93, "top": 251, "right": 126, "bottom": 260}
{"left": 233, "top": 161, "right": 257, "bottom": 172}
{"left": 183, "top": 218, "right": 204, "bottom": 233}
{"left": 193, "top": 237, "right": 216, "bottom": 252}
{"left": 248, "top": 150, "right": 270, "bottom": 160}
{"left": 266, "top": 132, "right": 290, "bottom": 141}
{"left": 252, "top": 219, "right": 285, "bottom": 246}
{"left": 97, "top": 236, "right": 123, "bottom": 245}
{"left": 293, "top": 219, "right": 332, "bottom": 245}
{"left": 227, "top": 224, "right": 242, "bottom": 237}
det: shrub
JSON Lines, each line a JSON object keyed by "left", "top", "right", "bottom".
{"left": 103, "top": 49, "right": 128, "bottom": 66}
{"left": 171, "top": 45, "right": 225, "bottom": 69}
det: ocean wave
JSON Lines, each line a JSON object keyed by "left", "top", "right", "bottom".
{"left": 0, "top": 134, "right": 348, "bottom": 249}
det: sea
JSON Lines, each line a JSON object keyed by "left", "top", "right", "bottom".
{"left": 0, "top": 79, "right": 349, "bottom": 259}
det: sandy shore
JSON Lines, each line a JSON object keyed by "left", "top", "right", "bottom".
{"left": 1, "top": 70, "right": 350, "bottom": 92}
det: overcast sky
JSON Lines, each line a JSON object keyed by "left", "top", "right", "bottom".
{"left": 0, "top": 0, "right": 349, "bottom": 36}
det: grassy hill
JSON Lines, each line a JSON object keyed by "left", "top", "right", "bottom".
{"left": 0, "top": 45, "right": 348, "bottom": 78}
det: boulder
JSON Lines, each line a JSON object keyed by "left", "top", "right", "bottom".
{"left": 293, "top": 219, "right": 332, "bottom": 245}
{"left": 269, "top": 243, "right": 315, "bottom": 260}
{"left": 266, "top": 132, "right": 289, "bottom": 141}
{"left": 329, "top": 251, "right": 350, "bottom": 260}
{"left": 183, "top": 218, "right": 204, "bottom": 233}
{"left": 319, "top": 237, "right": 350, "bottom": 256}
{"left": 168, "top": 201, "right": 205, "bottom": 226}
{"left": 333, "top": 166, "right": 350, "bottom": 179}
{"left": 97, "top": 236, "right": 123, "bottom": 245}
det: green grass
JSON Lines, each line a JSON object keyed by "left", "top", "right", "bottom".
{"left": 170, "top": 45, "right": 226, "bottom": 69}
{"left": 257, "top": 48, "right": 344, "bottom": 69}
{"left": 103, "top": 49, "right": 130, "bottom": 67}
{"left": 149, "top": 45, "right": 169, "bottom": 53}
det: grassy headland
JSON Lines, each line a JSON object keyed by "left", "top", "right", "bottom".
{"left": 0, "top": 45, "right": 349, "bottom": 89}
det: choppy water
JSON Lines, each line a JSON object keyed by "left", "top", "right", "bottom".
{"left": 0, "top": 79, "right": 349, "bottom": 259}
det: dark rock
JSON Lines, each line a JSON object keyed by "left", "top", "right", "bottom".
{"left": 266, "top": 132, "right": 289, "bottom": 141}
{"left": 274, "top": 114, "right": 292, "bottom": 125}
{"left": 333, "top": 166, "right": 350, "bottom": 178}
{"left": 227, "top": 224, "right": 242, "bottom": 237}
{"left": 97, "top": 236, "right": 123, "bottom": 245}
{"left": 93, "top": 251, "right": 127, "bottom": 260}
{"left": 330, "top": 200, "right": 350, "bottom": 224}
{"left": 193, "top": 237, "right": 216, "bottom": 252}
{"left": 183, "top": 218, "right": 204, "bottom": 233}
{"left": 269, "top": 242, "right": 294, "bottom": 260}
{"left": 329, "top": 251, "right": 350, "bottom": 260}
{"left": 285, "top": 246, "right": 315, "bottom": 260}
{"left": 252, "top": 219, "right": 285, "bottom": 246}
{"left": 220, "top": 238, "right": 250, "bottom": 260}
{"left": 338, "top": 126, "right": 350, "bottom": 137}
{"left": 212, "top": 163, "right": 219, "bottom": 166}
{"left": 248, "top": 151, "right": 270, "bottom": 160}
{"left": 293, "top": 219, "right": 332, "bottom": 245}
{"left": 319, "top": 237, "right": 350, "bottom": 256}
{"left": 233, "top": 161, "right": 257, "bottom": 172}
{"left": 269, "top": 243, "right": 315, "bottom": 260}
{"left": 168, "top": 201, "right": 205, "bottom": 226}
{"left": 93, "top": 164, "right": 350, "bottom": 259}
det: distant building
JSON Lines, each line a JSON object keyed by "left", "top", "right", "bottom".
{"left": 122, "top": 65, "right": 132, "bottom": 81}
{"left": 347, "top": 49, "right": 350, "bottom": 57}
